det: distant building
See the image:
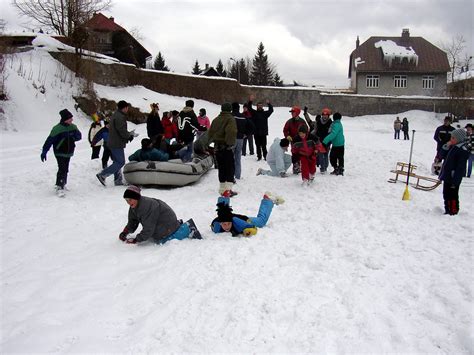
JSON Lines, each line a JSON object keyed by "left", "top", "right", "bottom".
{"left": 200, "top": 64, "right": 221, "bottom": 77}
{"left": 348, "top": 29, "right": 450, "bottom": 96}
{"left": 83, "top": 13, "right": 152, "bottom": 68}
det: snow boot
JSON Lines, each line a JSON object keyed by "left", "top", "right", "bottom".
{"left": 185, "top": 219, "right": 202, "bottom": 239}
{"left": 264, "top": 191, "right": 285, "bottom": 205}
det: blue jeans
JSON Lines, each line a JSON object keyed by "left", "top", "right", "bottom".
{"left": 178, "top": 142, "right": 194, "bottom": 162}
{"left": 158, "top": 223, "right": 191, "bottom": 244}
{"left": 248, "top": 198, "right": 274, "bottom": 227}
{"left": 100, "top": 148, "right": 125, "bottom": 183}
{"left": 261, "top": 154, "right": 292, "bottom": 176}
{"left": 234, "top": 139, "right": 244, "bottom": 179}
{"left": 318, "top": 151, "right": 329, "bottom": 172}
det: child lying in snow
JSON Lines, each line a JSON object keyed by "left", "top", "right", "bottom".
{"left": 210, "top": 192, "right": 284, "bottom": 237}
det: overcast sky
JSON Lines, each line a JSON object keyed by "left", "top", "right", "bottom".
{"left": 1, "top": 0, "right": 473, "bottom": 87}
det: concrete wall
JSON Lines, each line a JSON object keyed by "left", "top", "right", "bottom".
{"left": 51, "top": 52, "right": 473, "bottom": 117}
{"left": 356, "top": 73, "right": 447, "bottom": 96}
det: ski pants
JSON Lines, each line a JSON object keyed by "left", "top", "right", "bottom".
{"left": 157, "top": 222, "right": 191, "bottom": 244}
{"left": 330, "top": 146, "right": 345, "bottom": 170}
{"left": 248, "top": 198, "right": 274, "bottom": 228}
{"left": 300, "top": 155, "right": 316, "bottom": 180}
{"left": 443, "top": 182, "right": 460, "bottom": 215}
{"left": 91, "top": 146, "right": 101, "bottom": 160}
{"left": 55, "top": 156, "right": 70, "bottom": 188}
{"left": 216, "top": 148, "right": 235, "bottom": 183}
{"left": 254, "top": 135, "right": 268, "bottom": 160}
{"left": 242, "top": 134, "right": 254, "bottom": 155}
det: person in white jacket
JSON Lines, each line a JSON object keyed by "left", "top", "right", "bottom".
{"left": 256, "top": 138, "right": 291, "bottom": 177}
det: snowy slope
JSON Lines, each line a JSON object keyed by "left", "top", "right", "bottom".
{"left": 0, "top": 45, "right": 473, "bottom": 353}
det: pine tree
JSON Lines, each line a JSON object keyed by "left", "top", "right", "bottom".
{"left": 273, "top": 73, "right": 283, "bottom": 86}
{"left": 153, "top": 52, "right": 170, "bottom": 71}
{"left": 239, "top": 58, "right": 250, "bottom": 85}
{"left": 192, "top": 60, "right": 201, "bottom": 75}
{"left": 216, "top": 59, "right": 226, "bottom": 76}
{"left": 250, "top": 42, "right": 275, "bottom": 86}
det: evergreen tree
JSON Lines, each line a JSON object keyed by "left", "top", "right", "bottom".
{"left": 250, "top": 42, "right": 275, "bottom": 86}
{"left": 273, "top": 73, "right": 283, "bottom": 86}
{"left": 216, "top": 59, "right": 226, "bottom": 76}
{"left": 192, "top": 60, "right": 201, "bottom": 75}
{"left": 239, "top": 58, "right": 250, "bottom": 85}
{"left": 153, "top": 52, "right": 170, "bottom": 71}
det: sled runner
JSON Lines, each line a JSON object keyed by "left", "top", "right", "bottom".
{"left": 388, "top": 161, "right": 441, "bottom": 191}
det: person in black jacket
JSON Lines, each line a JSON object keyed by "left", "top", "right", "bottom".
{"left": 247, "top": 95, "right": 273, "bottom": 161}
{"left": 232, "top": 102, "right": 254, "bottom": 180}
{"left": 146, "top": 103, "right": 164, "bottom": 148}
{"left": 438, "top": 129, "right": 470, "bottom": 215}
{"left": 177, "top": 99, "right": 202, "bottom": 162}
{"left": 434, "top": 116, "right": 455, "bottom": 158}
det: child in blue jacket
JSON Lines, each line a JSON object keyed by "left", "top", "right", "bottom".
{"left": 211, "top": 192, "right": 284, "bottom": 237}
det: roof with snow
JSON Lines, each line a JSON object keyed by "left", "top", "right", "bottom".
{"left": 349, "top": 31, "right": 450, "bottom": 77}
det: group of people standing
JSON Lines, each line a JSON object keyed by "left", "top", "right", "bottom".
{"left": 393, "top": 116, "right": 410, "bottom": 140}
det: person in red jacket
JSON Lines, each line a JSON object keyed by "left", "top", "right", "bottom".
{"left": 161, "top": 111, "right": 177, "bottom": 143}
{"left": 292, "top": 125, "right": 324, "bottom": 186}
{"left": 283, "top": 105, "right": 308, "bottom": 174}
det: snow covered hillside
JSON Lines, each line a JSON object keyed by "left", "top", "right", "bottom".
{"left": 0, "top": 43, "right": 473, "bottom": 353}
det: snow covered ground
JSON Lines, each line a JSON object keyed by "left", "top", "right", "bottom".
{"left": 1, "top": 44, "right": 473, "bottom": 353}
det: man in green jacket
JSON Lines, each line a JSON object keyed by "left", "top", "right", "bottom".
{"left": 41, "top": 109, "right": 82, "bottom": 195}
{"left": 323, "top": 112, "right": 345, "bottom": 176}
{"left": 207, "top": 102, "right": 238, "bottom": 196}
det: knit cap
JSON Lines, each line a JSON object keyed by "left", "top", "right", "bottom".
{"left": 216, "top": 202, "right": 233, "bottom": 222}
{"left": 123, "top": 185, "right": 141, "bottom": 200}
{"left": 221, "top": 102, "right": 232, "bottom": 113}
{"left": 450, "top": 128, "right": 466, "bottom": 143}
{"left": 59, "top": 109, "right": 73, "bottom": 122}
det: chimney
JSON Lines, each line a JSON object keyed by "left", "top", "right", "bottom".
{"left": 109, "top": 16, "right": 114, "bottom": 22}
{"left": 401, "top": 28, "right": 410, "bottom": 44}
{"left": 356, "top": 35, "right": 360, "bottom": 48}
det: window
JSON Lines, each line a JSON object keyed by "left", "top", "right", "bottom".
{"left": 366, "top": 75, "right": 379, "bottom": 88}
{"left": 394, "top": 75, "right": 407, "bottom": 88}
{"left": 422, "top": 75, "right": 434, "bottom": 89}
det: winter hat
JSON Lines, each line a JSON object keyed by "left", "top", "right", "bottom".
{"left": 231, "top": 102, "right": 240, "bottom": 112}
{"left": 185, "top": 99, "right": 194, "bottom": 108}
{"left": 216, "top": 202, "right": 233, "bottom": 222}
{"left": 465, "top": 123, "right": 473, "bottom": 129}
{"left": 59, "top": 109, "right": 73, "bottom": 122}
{"left": 123, "top": 185, "right": 141, "bottom": 200}
{"left": 117, "top": 100, "right": 130, "bottom": 110}
{"left": 280, "top": 138, "right": 290, "bottom": 147}
{"left": 199, "top": 108, "right": 206, "bottom": 115}
{"left": 221, "top": 102, "right": 232, "bottom": 113}
{"left": 289, "top": 105, "right": 301, "bottom": 116}
{"left": 321, "top": 108, "right": 331, "bottom": 116}
{"left": 450, "top": 128, "right": 467, "bottom": 143}
{"left": 298, "top": 125, "right": 308, "bottom": 134}
{"left": 141, "top": 138, "right": 152, "bottom": 150}
{"left": 333, "top": 112, "right": 342, "bottom": 120}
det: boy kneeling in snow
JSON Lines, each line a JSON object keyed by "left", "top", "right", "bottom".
{"left": 211, "top": 192, "right": 284, "bottom": 237}
{"left": 119, "top": 185, "right": 202, "bottom": 244}
{"left": 438, "top": 128, "right": 470, "bottom": 215}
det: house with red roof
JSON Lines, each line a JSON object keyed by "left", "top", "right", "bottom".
{"left": 84, "top": 13, "right": 152, "bottom": 68}
{"left": 348, "top": 29, "right": 450, "bottom": 96}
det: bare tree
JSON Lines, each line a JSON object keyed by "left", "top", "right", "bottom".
{"left": 441, "top": 34, "right": 466, "bottom": 82}
{"left": 11, "top": 0, "right": 112, "bottom": 37}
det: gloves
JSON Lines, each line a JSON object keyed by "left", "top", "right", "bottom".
{"left": 304, "top": 106, "right": 308, "bottom": 114}
{"left": 280, "top": 172, "right": 287, "bottom": 178}
{"left": 128, "top": 135, "right": 134, "bottom": 143}
{"left": 119, "top": 227, "right": 129, "bottom": 242}
{"left": 40, "top": 152, "right": 47, "bottom": 162}
{"left": 126, "top": 238, "right": 137, "bottom": 244}
{"left": 243, "top": 227, "right": 257, "bottom": 237}
{"left": 286, "top": 135, "right": 293, "bottom": 142}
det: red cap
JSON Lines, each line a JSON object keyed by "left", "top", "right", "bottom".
{"left": 289, "top": 106, "right": 301, "bottom": 116}
{"left": 322, "top": 108, "right": 331, "bottom": 115}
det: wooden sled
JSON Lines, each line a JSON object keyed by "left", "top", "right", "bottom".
{"left": 388, "top": 161, "right": 441, "bottom": 191}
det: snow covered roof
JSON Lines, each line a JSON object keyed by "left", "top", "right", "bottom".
{"left": 374, "top": 40, "right": 419, "bottom": 67}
